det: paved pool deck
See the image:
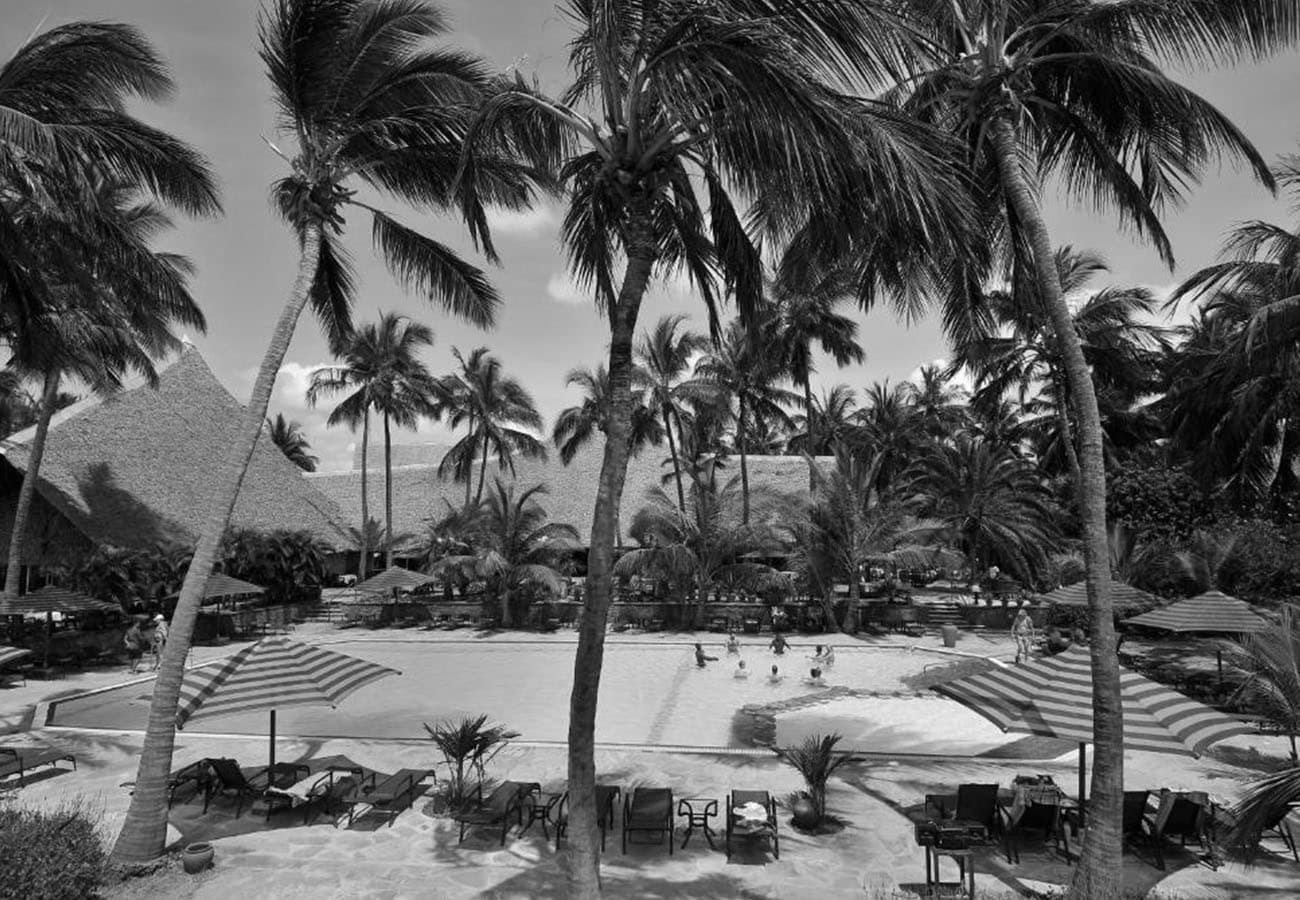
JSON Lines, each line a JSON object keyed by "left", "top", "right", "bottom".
{"left": 1, "top": 624, "right": 1295, "bottom": 898}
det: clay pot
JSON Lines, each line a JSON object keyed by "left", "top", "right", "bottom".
{"left": 181, "top": 842, "right": 214, "bottom": 874}
{"left": 940, "top": 624, "right": 959, "bottom": 648}
{"left": 791, "top": 796, "right": 818, "bottom": 829}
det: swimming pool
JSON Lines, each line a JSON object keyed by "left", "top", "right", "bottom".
{"left": 49, "top": 638, "right": 1022, "bottom": 754}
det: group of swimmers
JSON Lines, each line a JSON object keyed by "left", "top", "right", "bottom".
{"left": 694, "top": 634, "right": 835, "bottom": 686}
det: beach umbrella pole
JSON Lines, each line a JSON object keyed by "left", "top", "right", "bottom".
{"left": 269, "top": 709, "right": 276, "bottom": 768}
{"left": 1077, "top": 742, "right": 1086, "bottom": 830}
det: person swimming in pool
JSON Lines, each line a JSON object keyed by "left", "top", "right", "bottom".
{"left": 768, "top": 664, "right": 783, "bottom": 683}
{"left": 805, "top": 666, "right": 825, "bottom": 687}
{"left": 769, "top": 632, "right": 789, "bottom": 655}
{"left": 695, "top": 642, "right": 718, "bottom": 668}
{"left": 726, "top": 632, "right": 740, "bottom": 655}
{"left": 821, "top": 645, "right": 835, "bottom": 668}
{"left": 734, "top": 659, "right": 749, "bottom": 679}
{"left": 808, "top": 644, "right": 824, "bottom": 662}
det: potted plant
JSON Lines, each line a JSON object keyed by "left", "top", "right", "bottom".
{"left": 775, "top": 733, "right": 859, "bottom": 832}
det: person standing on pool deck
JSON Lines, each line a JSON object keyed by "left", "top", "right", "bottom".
{"left": 150, "top": 614, "right": 169, "bottom": 671}
{"left": 694, "top": 642, "right": 718, "bottom": 668}
{"left": 769, "top": 632, "right": 788, "bottom": 655}
{"left": 124, "top": 621, "right": 145, "bottom": 674}
{"left": 1012, "top": 607, "right": 1035, "bottom": 664}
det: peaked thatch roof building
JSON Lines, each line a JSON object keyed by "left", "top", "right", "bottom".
{"left": 0, "top": 347, "right": 351, "bottom": 574}
{"left": 309, "top": 442, "right": 825, "bottom": 547}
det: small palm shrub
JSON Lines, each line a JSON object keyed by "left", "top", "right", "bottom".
{"left": 424, "top": 714, "right": 520, "bottom": 811}
{"left": 775, "top": 732, "right": 859, "bottom": 828}
{"left": 0, "top": 800, "right": 106, "bottom": 900}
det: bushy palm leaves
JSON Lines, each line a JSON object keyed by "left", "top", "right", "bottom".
{"left": 775, "top": 732, "right": 859, "bottom": 826}
{"left": 433, "top": 480, "right": 579, "bottom": 626}
{"left": 617, "top": 466, "right": 782, "bottom": 614}
{"left": 266, "top": 414, "right": 317, "bottom": 472}
{"left": 789, "top": 385, "right": 858, "bottom": 457}
{"left": 913, "top": 436, "right": 1060, "bottom": 585}
{"left": 551, "top": 363, "right": 661, "bottom": 465}
{"left": 437, "top": 347, "right": 546, "bottom": 506}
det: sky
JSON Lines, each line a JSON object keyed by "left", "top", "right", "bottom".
{"left": 5, "top": 1, "right": 1300, "bottom": 471}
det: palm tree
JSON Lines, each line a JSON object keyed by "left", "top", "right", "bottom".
{"left": 803, "top": 445, "right": 930, "bottom": 630}
{"left": 551, "top": 363, "right": 662, "bottom": 465}
{"left": 438, "top": 347, "right": 546, "bottom": 506}
{"left": 113, "top": 0, "right": 534, "bottom": 864}
{"left": 636, "top": 315, "right": 714, "bottom": 512}
{"left": 266, "top": 413, "right": 317, "bottom": 472}
{"left": 789, "top": 384, "right": 858, "bottom": 457}
{"left": 1164, "top": 159, "right": 1300, "bottom": 504}
{"left": 790, "top": 6, "right": 1294, "bottom": 880}
{"left": 308, "top": 313, "right": 438, "bottom": 572}
{"left": 855, "top": 381, "right": 921, "bottom": 495}
{"left": 914, "top": 437, "right": 1060, "bottom": 587}
{"left": 434, "top": 480, "right": 580, "bottom": 627}
{"left": 0, "top": 22, "right": 218, "bottom": 325}
{"left": 459, "top": 3, "right": 967, "bottom": 889}
{"left": 3, "top": 176, "right": 210, "bottom": 598}
{"left": 905, "top": 365, "right": 968, "bottom": 439}
{"left": 768, "top": 271, "right": 864, "bottom": 489}
{"left": 617, "top": 466, "right": 783, "bottom": 620}
{"left": 696, "top": 320, "right": 799, "bottom": 524}
{"left": 953, "top": 247, "right": 1164, "bottom": 483}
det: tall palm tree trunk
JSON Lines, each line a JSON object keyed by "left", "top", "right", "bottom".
{"left": 663, "top": 406, "right": 686, "bottom": 512}
{"left": 566, "top": 228, "right": 654, "bottom": 899}
{"left": 738, "top": 396, "right": 751, "bottom": 524}
{"left": 475, "top": 429, "right": 489, "bottom": 504}
{"left": 989, "top": 115, "right": 1120, "bottom": 900}
{"left": 462, "top": 410, "right": 474, "bottom": 508}
{"left": 383, "top": 411, "right": 393, "bottom": 570}
{"left": 359, "top": 409, "right": 371, "bottom": 581}
{"left": 1050, "top": 370, "right": 1083, "bottom": 484}
{"left": 4, "top": 369, "right": 60, "bottom": 596}
{"left": 802, "top": 377, "right": 816, "bottom": 496}
{"left": 111, "top": 225, "right": 323, "bottom": 864}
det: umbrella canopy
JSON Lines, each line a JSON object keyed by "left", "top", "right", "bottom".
{"left": 0, "top": 645, "right": 31, "bottom": 667}
{"left": 1038, "top": 581, "right": 1157, "bottom": 609}
{"left": 0, "top": 586, "right": 119, "bottom": 616}
{"left": 353, "top": 566, "right": 434, "bottom": 597}
{"left": 1124, "top": 590, "right": 1268, "bottom": 634}
{"left": 932, "top": 646, "right": 1251, "bottom": 825}
{"left": 167, "top": 573, "right": 265, "bottom": 603}
{"left": 176, "top": 637, "right": 400, "bottom": 766}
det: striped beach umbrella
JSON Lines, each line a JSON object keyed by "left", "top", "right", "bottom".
{"left": 176, "top": 637, "right": 399, "bottom": 765}
{"left": 0, "top": 645, "right": 31, "bottom": 668}
{"left": 0, "top": 586, "right": 119, "bottom": 616}
{"left": 933, "top": 646, "right": 1251, "bottom": 824}
{"left": 1038, "top": 581, "right": 1157, "bottom": 609}
{"left": 354, "top": 566, "right": 433, "bottom": 598}
{"left": 1124, "top": 591, "right": 1268, "bottom": 679}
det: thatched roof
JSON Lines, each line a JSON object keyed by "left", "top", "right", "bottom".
{"left": 310, "top": 443, "right": 826, "bottom": 545}
{"left": 0, "top": 347, "right": 351, "bottom": 556}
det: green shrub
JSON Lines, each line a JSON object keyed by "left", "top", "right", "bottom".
{"left": 0, "top": 801, "right": 107, "bottom": 900}
{"left": 423, "top": 714, "right": 519, "bottom": 812}
{"left": 775, "top": 732, "right": 858, "bottom": 826}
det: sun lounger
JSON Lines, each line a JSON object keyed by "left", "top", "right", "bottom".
{"left": 726, "top": 790, "right": 779, "bottom": 861}
{"left": 1121, "top": 790, "right": 1162, "bottom": 867}
{"left": 202, "top": 757, "right": 274, "bottom": 818}
{"left": 455, "top": 780, "right": 539, "bottom": 845}
{"left": 168, "top": 759, "right": 216, "bottom": 808}
{"left": 303, "top": 768, "right": 374, "bottom": 827}
{"left": 0, "top": 745, "right": 77, "bottom": 786}
{"left": 1147, "top": 790, "right": 1208, "bottom": 869}
{"left": 623, "top": 787, "right": 674, "bottom": 855}
{"left": 552, "top": 784, "right": 622, "bottom": 851}
{"left": 345, "top": 768, "right": 437, "bottom": 828}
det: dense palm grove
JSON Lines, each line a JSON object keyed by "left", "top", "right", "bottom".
{"left": 4, "top": 1, "right": 1300, "bottom": 897}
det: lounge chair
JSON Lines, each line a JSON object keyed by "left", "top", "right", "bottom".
{"left": 1005, "top": 800, "right": 1069, "bottom": 864}
{"left": 202, "top": 757, "right": 272, "bottom": 817}
{"left": 303, "top": 768, "right": 374, "bottom": 827}
{"left": 455, "top": 780, "right": 538, "bottom": 845}
{"left": 0, "top": 745, "right": 77, "bottom": 786}
{"left": 168, "top": 759, "right": 216, "bottom": 808}
{"left": 623, "top": 787, "right": 674, "bottom": 855}
{"left": 552, "top": 784, "right": 622, "bottom": 851}
{"left": 1148, "top": 791, "right": 1208, "bottom": 869}
{"left": 1121, "top": 790, "right": 1161, "bottom": 867}
{"left": 346, "top": 768, "right": 437, "bottom": 828}
{"left": 726, "top": 790, "right": 779, "bottom": 861}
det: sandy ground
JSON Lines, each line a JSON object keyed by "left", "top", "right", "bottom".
{"left": 1, "top": 624, "right": 1296, "bottom": 898}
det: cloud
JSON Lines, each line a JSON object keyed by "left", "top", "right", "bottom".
{"left": 546, "top": 272, "right": 588, "bottom": 305}
{"left": 485, "top": 204, "right": 559, "bottom": 236}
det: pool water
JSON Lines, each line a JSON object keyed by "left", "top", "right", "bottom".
{"left": 50, "top": 639, "right": 1018, "bottom": 753}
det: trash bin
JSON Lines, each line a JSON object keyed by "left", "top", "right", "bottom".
{"left": 941, "top": 624, "right": 959, "bottom": 648}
